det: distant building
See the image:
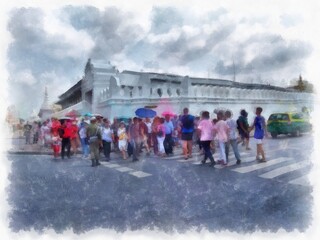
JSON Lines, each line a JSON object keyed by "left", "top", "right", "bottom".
{"left": 54, "top": 59, "right": 314, "bottom": 119}
{"left": 287, "top": 75, "right": 314, "bottom": 93}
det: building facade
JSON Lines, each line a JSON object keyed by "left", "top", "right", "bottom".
{"left": 54, "top": 59, "right": 314, "bottom": 119}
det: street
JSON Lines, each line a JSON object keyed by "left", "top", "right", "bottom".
{"left": 6, "top": 133, "right": 313, "bottom": 234}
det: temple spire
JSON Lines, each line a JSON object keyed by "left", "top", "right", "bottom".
{"left": 41, "top": 86, "right": 49, "bottom": 109}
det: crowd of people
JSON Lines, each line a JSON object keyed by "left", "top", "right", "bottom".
{"left": 21, "top": 107, "right": 267, "bottom": 167}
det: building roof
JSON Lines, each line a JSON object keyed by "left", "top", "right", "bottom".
{"left": 58, "top": 80, "right": 82, "bottom": 100}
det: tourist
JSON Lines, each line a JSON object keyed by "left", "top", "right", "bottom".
{"left": 237, "top": 109, "right": 251, "bottom": 150}
{"left": 23, "top": 122, "right": 32, "bottom": 145}
{"left": 111, "top": 118, "right": 120, "bottom": 152}
{"left": 156, "top": 118, "right": 166, "bottom": 157}
{"left": 79, "top": 119, "right": 89, "bottom": 159}
{"left": 180, "top": 108, "right": 195, "bottom": 160}
{"left": 197, "top": 111, "right": 216, "bottom": 166}
{"left": 163, "top": 114, "right": 174, "bottom": 155}
{"left": 214, "top": 111, "right": 229, "bottom": 166}
{"left": 151, "top": 117, "right": 160, "bottom": 155}
{"left": 118, "top": 121, "right": 128, "bottom": 160}
{"left": 250, "top": 107, "right": 267, "bottom": 162}
{"left": 128, "top": 117, "right": 140, "bottom": 162}
{"left": 87, "top": 117, "right": 102, "bottom": 167}
{"left": 225, "top": 110, "right": 241, "bottom": 164}
{"left": 139, "top": 118, "right": 150, "bottom": 155}
{"left": 145, "top": 118, "right": 153, "bottom": 153}
{"left": 70, "top": 120, "right": 80, "bottom": 156}
{"left": 101, "top": 119, "right": 114, "bottom": 161}
{"left": 60, "top": 120, "right": 72, "bottom": 159}
{"left": 51, "top": 130, "right": 61, "bottom": 159}
{"left": 40, "top": 121, "right": 51, "bottom": 148}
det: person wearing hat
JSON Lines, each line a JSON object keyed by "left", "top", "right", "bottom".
{"left": 87, "top": 117, "right": 102, "bottom": 167}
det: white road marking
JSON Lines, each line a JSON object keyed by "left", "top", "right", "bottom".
{"left": 289, "top": 176, "right": 310, "bottom": 187}
{"left": 104, "top": 163, "right": 121, "bottom": 168}
{"left": 115, "top": 167, "right": 134, "bottom": 172}
{"left": 259, "top": 161, "right": 307, "bottom": 179}
{"left": 129, "top": 171, "right": 152, "bottom": 178}
{"left": 231, "top": 157, "right": 291, "bottom": 173}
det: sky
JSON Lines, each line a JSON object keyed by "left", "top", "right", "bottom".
{"left": 2, "top": 0, "right": 320, "bottom": 119}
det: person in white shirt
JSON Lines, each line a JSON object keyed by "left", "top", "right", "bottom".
{"left": 214, "top": 111, "right": 230, "bottom": 166}
{"left": 101, "top": 119, "right": 114, "bottom": 161}
{"left": 225, "top": 110, "right": 241, "bottom": 164}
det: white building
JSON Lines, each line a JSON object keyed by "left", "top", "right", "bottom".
{"left": 54, "top": 59, "right": 314, "bottom": 119}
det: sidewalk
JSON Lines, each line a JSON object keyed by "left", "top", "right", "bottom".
{"left": 6, "top": 137, "right": 53, "bottom": 155}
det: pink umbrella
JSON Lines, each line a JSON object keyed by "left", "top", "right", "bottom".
{"left": 161, "top": 111, "right": 176, "bottom": 117}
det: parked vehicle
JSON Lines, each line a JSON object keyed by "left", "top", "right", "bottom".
{"left": 267, "top": 112, "right": 312, "bottom": 138}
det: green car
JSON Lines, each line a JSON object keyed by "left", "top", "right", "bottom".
{"left": 267, "top": 112, "right": 312, "bottom": 138}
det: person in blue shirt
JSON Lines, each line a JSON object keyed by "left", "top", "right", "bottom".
{"left": 180, "top": 108, "right": 195, "bottom": 160}
{"left": 250, "top": 107, "right": 267, "bottom": 162}
{"left": 163, "top": 114, "right": 174, "bottom": 155}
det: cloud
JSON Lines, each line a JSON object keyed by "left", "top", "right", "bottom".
{"left": 157, "top": 23, "right": 236, "bottom": 65}
{"left": 62, "top": 6, "right": 144, "bottom": 59}
{"left": 214, "top": 34, "right": 312, "bottom": 82}
{"left": 150, "top": 6, "right": 184, "bottom": 34}
{"left": 7, "top": 7, "right": 85, "bottom": 117}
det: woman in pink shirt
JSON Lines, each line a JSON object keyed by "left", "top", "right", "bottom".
{"left": 214, "top": 111, "right": 230, "bottom": 166}
{"left": 197, "top": 111, "right": 216, "bottom": 166}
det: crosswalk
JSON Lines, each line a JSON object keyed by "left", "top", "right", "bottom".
{"left": 87, "top": 160, "right": 153, "bottom": 179}
{"left": 164, "top": 148, "right": 311, "bottom": 187}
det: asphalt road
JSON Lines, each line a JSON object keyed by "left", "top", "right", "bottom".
{"left": 6, "top": 134, "right": 313, "bottom": 234}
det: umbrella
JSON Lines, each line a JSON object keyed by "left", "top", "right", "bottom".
{"left": 66, "top": 109, "right": 81, "bottom": 117}
{"left": 161, "top": 111, "right": 175, "bottom": 117}
{"left": 135, "top": 108, "right": 157, "bottom": 118}
{"left": 59, "top": 116, "right": 72, "bottom": 121}
{"left": 92, "top": 113, "right": 103, "bottom": 118}
{"left": 84, "top": 113, "right": 92, "bottom": 117}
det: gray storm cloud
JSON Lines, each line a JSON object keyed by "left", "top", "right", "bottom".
{"left": 62, "top": 6, "right": 143, "bottom": 59}
{"left": 214, "top": 34, "right": 312, "bottom": 77}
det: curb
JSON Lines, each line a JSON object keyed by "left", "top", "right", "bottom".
{"left": 6, "top": 151, "right": 53, "bottom": 155}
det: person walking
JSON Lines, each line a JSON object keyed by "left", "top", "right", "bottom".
{"left": 180, "top": 108, "right": 195, "bottom": 160}
{"left": 101, "top": 119, "right": 114, "bottom": 161}
{"left": 214, "top": 111, "right": 230, "bottom": 166}
{"left": 118, "top": 121, "right": 128, "bottom": 160}
{"left": 79, "top": 119, "right": 89, "bottom": 159}
{"left": 225, "top": 110, "right": 241, "bottom": 164}
{"left": 151, "top": 117, "right": 160, "bottom": 155}
{"left": 51, "top": 131, "right": 61, "bottom": 159}
{"left": 197, "top": 111, "right": 216, "bottom": 166}
{"left": 87, "top": 117, "right": 102, "bottom": 167}
{"left": 128, "top": 117, "right": 141, "bottom": 162}
{"left": 145, "top": 118, "right": 153, "bottom": 153}
{"left": 70, "top": 120, "right": 80, "bottom": 156}
{"left": 156, "top": 118, "right": 166, "bottom": 157}
{"left": 60, "top": 120, "right": 72, "bottom": 159}
{"left": 237, "top": 109, "right": 251, "bottom": 150}
{"left": 139, "top": 118, "right": 150, "bottom": 155}
{"left": 250, "top": 107, "right": 267, "bottom": 162}
{"left": 163, "top": 114, "right": 174, "bottom": 155}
